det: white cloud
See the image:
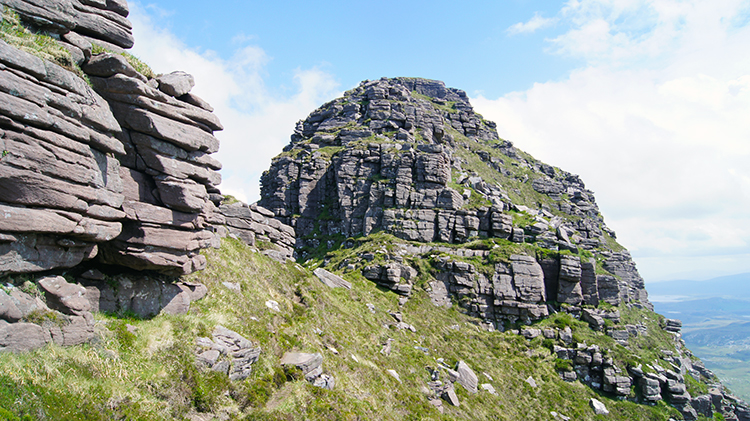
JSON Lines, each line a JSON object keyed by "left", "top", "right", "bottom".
{"left": 478, "top": 0, "right": 750, "bottom": 281}
{"left": 507, "top": 12, "right": 557, "bottom": 35}
{"left": 128, "top": 3, "right": 342, "bottom": 203}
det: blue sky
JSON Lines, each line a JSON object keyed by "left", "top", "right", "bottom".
{"left": 128, "top": 0, "right": 750, "bottom": 283}
{"left": 134, "top": 0, "right": 578, "bottom": 98}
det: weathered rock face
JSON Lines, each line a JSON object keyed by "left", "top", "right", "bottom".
{"left": 261, "top": 77, "right": 651, "bottom": 321}
{"left": 0, "top": 0, "right": 222, "bottom": 276}
{"left": 196, "top": 325, "right": 261, "bottom": 382}
{"left": 0, "top": 270, "right": 207, "bottom": 353}
{"left": 213, "top": 201, "right": 295, "bottom": 261}
{"left": 82, "top": 273, "right": 207, "bottom": 318}
{"left": 261, "top": 78, "right": 495, "bottom": 244}
{"left": 0, "top": 276, "right": 96, "bottom": 351}
{"left": 0, "top": 0, "right": 134, "bottom": 51}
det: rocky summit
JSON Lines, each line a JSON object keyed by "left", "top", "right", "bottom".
{"left": 261, "top": 77, "right": 649, "bottom": 324}
{"left": 1, "top": 0, "right": 750, "bottom": 419}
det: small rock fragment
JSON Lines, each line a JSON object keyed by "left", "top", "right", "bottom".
{"left": 265, "top": 300, "right": 280, "bottom": 312}
{"left": 443, "top": 385, "right": 460, "bottom": 407}
{"left": 222, "top": 282, "right": 241, "bottom": 292}
{"left": 590, "top": 398, "right": 609, "bottom": 415}
{"left": 481, "top": 383, "right": 497, "bottom": 395}
{"left": 456, "top": 361, "right": 478, "bottom": 394}
{"left": 313, "top": 268, "right": 352, "bottom": 289}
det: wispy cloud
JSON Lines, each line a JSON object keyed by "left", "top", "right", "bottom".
{"left": 507, "top": 12, "right": 557, "bottom": 35}
{"left": 476, "top": 0, "right": 750, "bottom": 281}
{"left": 128, "top": 3, "right": 342, "bottom": 203}
{"left": 143, "top": 3, "right": 173, "bottom": 19}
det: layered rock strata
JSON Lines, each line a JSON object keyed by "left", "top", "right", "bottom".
{"left": 213, "top": 201, "right": 295, "bottom": 261}
{"left": 0, "top": 0, "right": 222, "bottom": 276}
{"left": 261, "top": 77, "right": 650, "bottom": 322}
{"left": 196, "top": 325, "right": 261, "bottom": 382}
{"left": 542, "top": 319, "right": 750, "bottom": 421}
{"left": 0, "top": 0, "right": 134, "bottom": 52}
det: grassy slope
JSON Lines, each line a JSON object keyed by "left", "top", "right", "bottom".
{"left": 0, "top": 239, "right": 688, "bottom": 420}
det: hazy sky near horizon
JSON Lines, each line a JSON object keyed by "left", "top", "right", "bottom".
{"left": 128, "top": 0, "right": 750, "bottom": 283}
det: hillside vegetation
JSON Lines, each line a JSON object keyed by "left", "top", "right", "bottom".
{"left": 0, "top": 238, "right": 695, "bottom": 420}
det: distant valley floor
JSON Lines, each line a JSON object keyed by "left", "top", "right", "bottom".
{"left": 651, "top": 273, "right": 750, "bottom": 401}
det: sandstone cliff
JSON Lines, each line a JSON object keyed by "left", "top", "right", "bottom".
{"left": 0, "top": 0, "right": 298, "bottom": 354}
{"left": 0, "top": 0, "right": 221, "bottom": 276}
{"left": 261, "top": 77, "right": 650, "bottom": 325}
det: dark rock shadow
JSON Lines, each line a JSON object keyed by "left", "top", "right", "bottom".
{"left": 73, "top": 264, "right": 207, "bottom": 320}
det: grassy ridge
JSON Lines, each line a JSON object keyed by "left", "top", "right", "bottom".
{"left": 0, "top": 238, "right": 688, "bottom": 420}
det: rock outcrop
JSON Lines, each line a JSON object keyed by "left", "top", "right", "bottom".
{"left": 0, "top": 0, "right": 221, "bottom": 276}
{"left": 548, "top": 317, "right": 749, "bottom": 421}
{"left": 281, "top": 351, "right": 335, "bottom": 390}
{"left": 0, "top": 270, "right": 207, "bottom": 352}
{"left": 260, "top": 77, "right": 651, "bottom": 323}
{"left": 0, "top": 276, "right": 95, "bottom": 351}
{"left": 0, "top": 0, "right": 134, "bottom": 52}
{"left": 196, "top": 325, "right": 261, "bottom": 381}
{"left": 212, "top": 201, "right": 295, "bottom": 261}
{"left": 82, "top": 272, "right": 207, "bottom": 318}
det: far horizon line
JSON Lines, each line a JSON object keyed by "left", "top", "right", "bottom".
{"left": 646, "top": 271, "right": 750, "bottom": 284}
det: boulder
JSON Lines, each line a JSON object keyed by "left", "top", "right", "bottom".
{"left": 313, "top": 268, "right": 352, "bottom": 289}
{"left": 195, "top": 326, "right": 261, "bottom": 381}
{"left": 38, "top": 276, "right": 91, "bottom": 315}
{"left": 456, "top": 361, "right": 478, "bottom": 394}
{"left": 0, "top": 290, "right": 23, "bottom": 322}
{"left": 443, "top": 384, "right": 460, "bottom": 407}
{"left": 281, "top": 352, "right": 334, "bottom": 389}
{"left": 590, "top": 398, "right": 609, "bottom": 415}
{"left": 157, "top": 71, "right": 195, "bottom": 97}
{"left": 281, "top": 352, "right": 324, "bottom": 379}
{"left": 0, "top": 321, "right": 49, "bottom": 352}
{"left": 521, "top": 327, "right": 542, "bottom": 339}
{"left": 84, "top": 53, "right": 140, "bottom": 79}
{"left": 582, "top": 308, "right": 605, "bottom": 331}
{"left": 58, "top": 314, "right": 95, "bottom": 346}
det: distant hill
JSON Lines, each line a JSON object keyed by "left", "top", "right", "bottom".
{"left": 653, "top": 297, "right": 750, "bottom": 326}
{"left": 647, "top": 273, "right": 750, "bottom": 302}
{"left": 683, "top": 321, "right": 750, "bottom": 347}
